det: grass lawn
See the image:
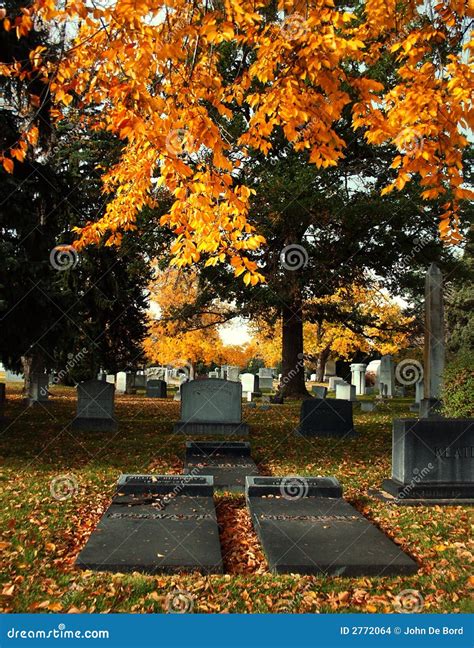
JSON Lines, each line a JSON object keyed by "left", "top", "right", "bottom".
{"left": 1, "top": 386, "right": 472, "bottom": 614}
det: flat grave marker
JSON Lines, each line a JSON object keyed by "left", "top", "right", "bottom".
{"left": 246, "top": 476, "right": 418, "bottom": 576}
{"left": 184, "top": 441, "right": 259, "bottom": 492}
{"left": 76, "top": 475, "right": 223, "bottom": 574}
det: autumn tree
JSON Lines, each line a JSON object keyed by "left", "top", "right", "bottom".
{"left": 144, "top": 268, "right": 256, "bottom": 373}
{"left": 0, "top": 0, "right": 472, "bottom": 279}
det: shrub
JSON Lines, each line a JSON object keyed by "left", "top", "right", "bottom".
{"left": 442, "top": 351, "right": 474, "bottom": 418}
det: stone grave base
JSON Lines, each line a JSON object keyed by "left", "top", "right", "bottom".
{"left": 246, "top": 476, "right": 418, "bottom": 576}
{"left": 76, "top": 475, "right": 222, "bottom": 574}
{"left": 71, "top": 417, "right": 118, "bottom": 431}
{"left": 374, "top": 479, "right": 474, "bottom": 506}
{"left": 174, "top": 421, "right": 249, "bottom": 436}
{"left": 184, "top": 441, "right": 259, "bottom": 492}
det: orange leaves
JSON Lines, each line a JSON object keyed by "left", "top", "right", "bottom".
{"left": 2, "top": 157, "right": 14, "bottom": 174}
{"left": 2, "top": 0, "right": 469, "bottom": 272}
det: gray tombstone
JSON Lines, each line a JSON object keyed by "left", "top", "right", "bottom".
{"left": 420, "top": 263, "right": 445, "bottom": 418}
{"left": 174, "top": 378, "right": 248, "bottom": 435}
{"left": 335, "top": 382, "right": 356, "bottom": 402}
{"left": 258, "top": 368, "right": 273, "bottom": 392}
{"left": 28, "top": 373, "right": 49, "bottom": 405}
{"left": 208, "top": 370, "right": 219, "bottom": 378}
{"left": 311, "top": 385, "right": 327, "bottom": 399}
{"left": 381, "top": 419, "right": 474, "bottom": 503}
{"left": 72, "top": 379, "right": 117, "bottom": 431}
{"left": 240, "top": 373, "right": 255, "bottom": 396}
{"left": 134, "top": 373, "right": 146, "bottom": 389}
{"left": 410, "top": 379, "right": 424, "bottom": 412}
{"left": 116, "top": 371, "right": 127, "bottom": 394}
{"left": 379, "top": 356, "right": 394, "bottom": 397}
{"left": 328, "top": 376, "right": 344, "bottom": 391}
{"left": 227, "top": 366, "right": 241, "bottom": 382}
{"left": 323, "top": 359, "right": 337, "bottom": 380}
{"left": 146, "top": 379, "right": 167, "bottom": 398}
{"left": 296, "top": 399, "right": 356, "bottom": 437}
{"left": 361, "top": 401, "right": 376, "bottom": 412}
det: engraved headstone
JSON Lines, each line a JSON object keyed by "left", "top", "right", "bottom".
{"left": 296, "top": 398, "right": 356, "bottom": 437}
{"left": 323, "top": 359, "right": 337, "bottom": 380}
{"left": 72, "top": 379, "right": 117, "bottom": 431}
{"left": 76, "top": 475, "right": 222, "bottom": 574}
{"left": 174, "top": 378, "right": 249, "bottom": 435}
{"left": 381, "top": 419, "right": 474, "bottom": 503}
{"left": 246, "top": 476, "right": 417, "bottom": 576}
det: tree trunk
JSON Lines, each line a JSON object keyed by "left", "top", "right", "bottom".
{"left": 316, "top": 347, "right": 330, "bottom": 382}
{"left": 280, "top": 300, "right": 310, "bottom": 399}
{"left": 21, "top": 350, "right": 46, "bottom": 399}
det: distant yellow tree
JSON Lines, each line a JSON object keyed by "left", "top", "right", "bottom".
{"left": 252, "top": 285, "right": 413, "bottom": 380}
{"left": 144, "top": 268, "right": 256, "bottom": 372}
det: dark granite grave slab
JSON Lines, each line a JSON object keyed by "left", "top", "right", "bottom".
{"left": 245, "top": 476, "right": 417, "bottom": 576}
{"left": 174, "top": 421, "right": 249, "bottom": 435}
{"left": 184, "top": 442, "right": 259, "bottom": 492}
{"left": 380, "top": 418, "right": 474, "bottom": 503}
{"left": 76, "top": 475, "right": 222, "bottom": 574}
{"left": 296, "top": 398, "right": 356, "bottom": 437}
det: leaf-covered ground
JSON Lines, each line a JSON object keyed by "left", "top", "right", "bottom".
{"left": 0, "top": 386, "right": 472, "bottom": 614}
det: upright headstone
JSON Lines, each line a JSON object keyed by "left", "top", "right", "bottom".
{"left": 134, "top": 372, "right": 146, "bottom": 389}
{"left": 240, "top": 373, "right": 255, "bottom": 396}
{"left": 311, "top": 385, "right": 327, "bottom": 399}
{"left": 420, "top": 263, "right": 445, "bottom": 418}
{"left": 174, "top": 378, "right": 249, "bottom": 435}
{"left": 381, "top": 419, "right": 474, "bottom": 503}
{"left": 328, "top": 376, "right": 344, "bottom": 391}
{"left": 350, "top": 363, "right": 367, "bottom": 396}
{"left": 296, "top": 399, "right": 356, "bottom": 437}
{"left": 72, "top": 379, "right": 117, "bottom": 431}
{"left": 146, "top": 379, "right": 167, "bottom": 398}
{"left": 116, "top": 372, "right": 127, "bottom": 394}
{"left": 227, "top": 366, "right": 240, "bottom": 382}
{"left": 323, "top": 359, "right": 337, "bottom": 380}
{"left": 379, "top": 356, "right": 394, "bottom": 397}
{"left": 28, "top": 373, "right": 49, "bottom": 405}
{"left": 106, "top": 374, "right": 115, "bottom": 385}
{"left": 208, "top": 370, "right": 219, "bottom": 378}
{"left": 309, "top": 373, "right": 317, "bottom": 382}
{"left": 335, "top": 382, "right": 356, "bottom": 402}
{"left": 219, "top": 366, "right": 227, "bottom": 380}
{"left": 258, "top": 368, "right": 273, "bottom": 391}
{"left": 365, "top": 360, "right": 381, "bottom": 390}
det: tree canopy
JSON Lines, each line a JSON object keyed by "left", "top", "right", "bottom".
{"left": 1, "top": 0, "right": 472, "bottom": 283}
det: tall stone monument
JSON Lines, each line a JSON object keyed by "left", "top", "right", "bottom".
{"left": 420, "top": 263, "right": 445, "bottom": 418}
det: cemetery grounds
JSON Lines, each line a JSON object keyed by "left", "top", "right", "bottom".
{"left": 0, "top": 385, "right": 472, "bottom": 614}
